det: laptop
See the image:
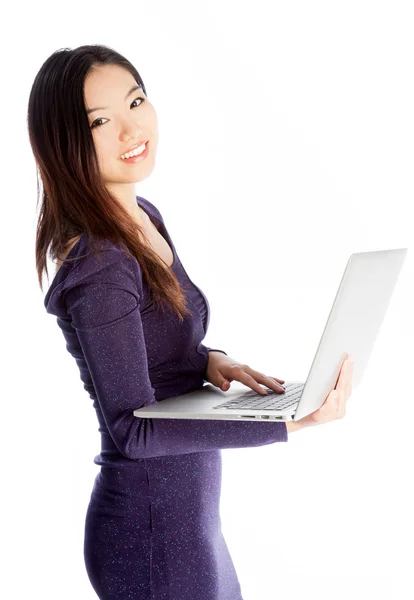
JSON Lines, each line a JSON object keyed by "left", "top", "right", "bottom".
{"left": 134, "top": 248, "right": 408, "bottom": 423}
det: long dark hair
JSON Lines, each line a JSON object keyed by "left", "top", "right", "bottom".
{"left": 27, "top": 43, "right": 191, "bottom": 321}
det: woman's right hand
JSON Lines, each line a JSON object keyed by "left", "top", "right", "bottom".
{"left": 287, "top": 355, "right": 354, "bottom": 433}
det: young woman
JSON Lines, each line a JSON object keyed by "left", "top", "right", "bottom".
{"left": 29, "top": 44, "right": 354, "bottom": 600}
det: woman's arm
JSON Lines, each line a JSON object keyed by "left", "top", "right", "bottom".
{"left": 63, "top": 249, "right": 289, "bottom": 460}
{"left": 286, "top": 420, "right": 303, "bottom": 434}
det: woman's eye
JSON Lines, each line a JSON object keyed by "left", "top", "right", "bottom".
{"left": 90, "top": 97, "right": 145, "bottom": 129}
{"left": 131, "top": 97, "right": 145, "bottom": 108}
{"left": 91, "top": 118, "right": 105, "bottom": 128}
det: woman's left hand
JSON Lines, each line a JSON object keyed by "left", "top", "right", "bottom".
{"left": 205, "top": 351, "right": 286, "bottom": 395}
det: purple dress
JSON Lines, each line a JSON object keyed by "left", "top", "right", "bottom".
{"left": 44, "top": 196, "right": 288, "bottom": 600}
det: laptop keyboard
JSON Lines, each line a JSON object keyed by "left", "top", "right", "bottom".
{"left": 212, "top": 382, "right": 305, "bottom": 411}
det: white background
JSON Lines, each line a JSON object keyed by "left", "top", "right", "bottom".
{"left": 2, "top": 1, "right": 413, "bottom": 598}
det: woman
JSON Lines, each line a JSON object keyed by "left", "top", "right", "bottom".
{"left": 29, "top": 44, "right": 354, "bottom": 600}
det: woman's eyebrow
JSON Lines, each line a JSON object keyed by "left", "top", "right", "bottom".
{"left": 86, "top": 84, "right": 142, "bottom": 115}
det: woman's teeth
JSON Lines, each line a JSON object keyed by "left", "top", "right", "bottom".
{"left": 121, "top": 142, "right": 147, "bottom": 159}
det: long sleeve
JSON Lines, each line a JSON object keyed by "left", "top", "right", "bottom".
{"left": 63, "top": 250, "right": 287, "bottom": 460}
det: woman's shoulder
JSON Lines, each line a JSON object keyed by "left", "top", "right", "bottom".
{"left": 45, "top": 235, "right": 143, "bottom": 315}
{"left": 66, "top": 236, "right": 140, "bottom": 287}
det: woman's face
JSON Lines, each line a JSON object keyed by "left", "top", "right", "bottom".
{"left": 84, "top": 64, "right": 158, "bottom": 184}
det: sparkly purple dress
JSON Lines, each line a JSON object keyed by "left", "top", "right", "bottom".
{"left": 44, "top": 196, "right": 288, "bottom": 600}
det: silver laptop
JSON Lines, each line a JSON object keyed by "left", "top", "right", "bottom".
{"left": 134, "top": 248, "right": 408, "bottom": 423}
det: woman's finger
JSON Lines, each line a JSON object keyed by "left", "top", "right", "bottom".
{"left": 268, "top": 377, "right": 286, "bottom": 392}
{"left": 338, "top": 357, "right": 353, "bottom": 399}
{"left": 243, "top": 366, "right": 286, "bottom": 394}
{"left": 334, "top": 357, "right": 354, "bottom": 417}
{"left": 230, "top": 366, "right": 272, "bottom": 396}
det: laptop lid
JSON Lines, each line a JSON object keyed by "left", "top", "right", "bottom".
{"left": 293, "top": 247, "right": 408, "bottom": 420}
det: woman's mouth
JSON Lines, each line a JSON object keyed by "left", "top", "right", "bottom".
{"left": 120, "top": 141, "right": 149, "bottom": 163}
